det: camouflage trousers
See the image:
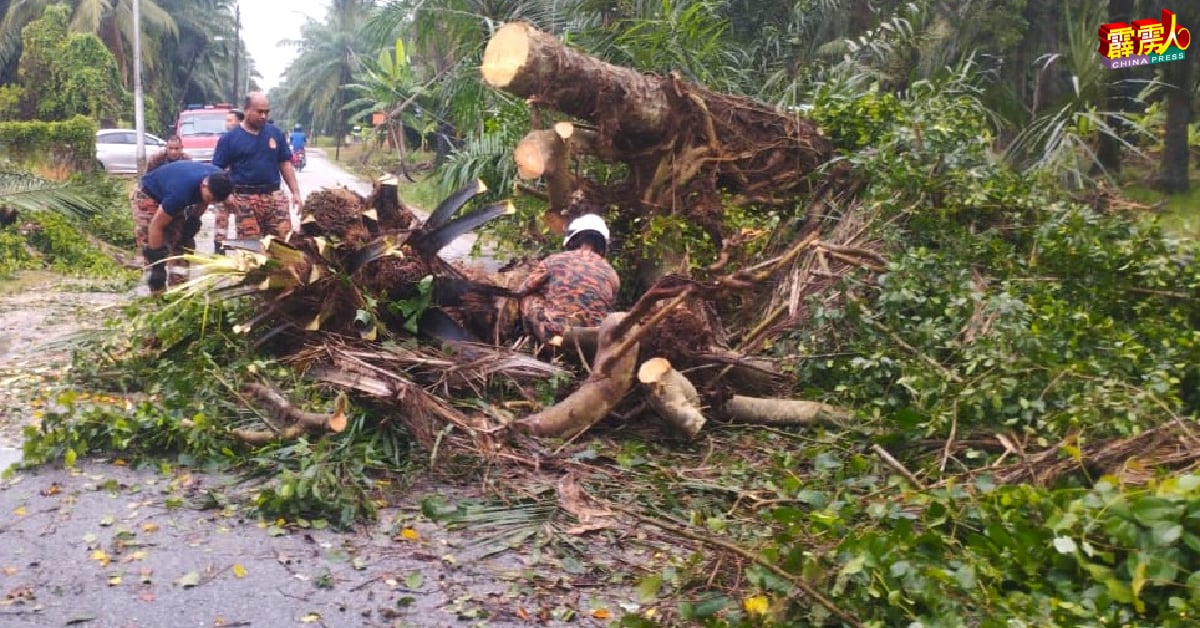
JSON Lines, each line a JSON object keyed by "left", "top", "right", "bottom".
{"left": 214, "top": 191, "right": 291, "bottom": 249}
{"left": 131, "top": 189, "right": 203, "bottom": 284}
{"left": 520, "top": 296, "right": 603, "bottom": 345}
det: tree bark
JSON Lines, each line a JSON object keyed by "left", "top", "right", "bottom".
{"left": 721, "top": 396, "right": 847, "bottom": 426}
{"left": 230, "top": 383, "right": 348, "bottom": 444}
{"left": 516, "top": 312, "right": 637, "bottom": 438}
{"left": 1156, "top": 8, "right": 1195, "bottom": 193}
{"left": 1096, "top": 0, "right": 1135, "bottom": 174}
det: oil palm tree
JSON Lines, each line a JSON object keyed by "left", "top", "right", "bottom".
{"left": 279, "top": 0, "right": 378, "bottom": 160}
{"left": 1, "top": 0, "right": 177, "bottom": 86}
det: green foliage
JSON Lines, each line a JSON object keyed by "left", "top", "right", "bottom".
{"left": 73, "top": 173, "right": 136, "bottom": 249}
{"left": 24, "top": 211, "right": 130, "bottom": 278}
{"left": 0, "top": 116, "right": 98, "bottom": 171}
{"left": 0, "top": 84, "right": 23, "bottom": 119}
{"left": 0, "top": 227, "right": 36, "bottom": 278}
{"left": 16, "top": 5, "right": 126, "bottom": 123}
{"left": 787, "top": 67, "right": 1200, "bottom": 446}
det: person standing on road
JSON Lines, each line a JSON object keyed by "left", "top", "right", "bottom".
{"left": 517, "top": 214, "right": 620, "bottom": 346}
{"left": 223, "top": 109, "right": 245, "bottom": 134}
{"left": 145, "top": 135, "right": 190, "bottom": 172}
{"left": 212, "top": 92, "right": 301, "bottom": 249}
{"left": 133, "top": 161, "right": 233, "bottom": 294}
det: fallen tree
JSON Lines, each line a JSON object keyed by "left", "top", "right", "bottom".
{"left": 481, "top": 21, "right": 840, "bottom": 248}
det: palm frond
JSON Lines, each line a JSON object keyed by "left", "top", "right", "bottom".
{"left": 0, "top": 170, "right": 99, "bottom": 217}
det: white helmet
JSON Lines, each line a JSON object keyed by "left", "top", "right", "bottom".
{"left": 564, "top": 214, "right": 610, "bottom": 248}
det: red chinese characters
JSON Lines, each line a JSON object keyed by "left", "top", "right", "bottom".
{"left": 1099, "top": 9, "right": 1191, "bottom": 60}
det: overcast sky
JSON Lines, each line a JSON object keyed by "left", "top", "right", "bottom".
{"left": 240, "top": 0, "right": 328, "bottom": 91}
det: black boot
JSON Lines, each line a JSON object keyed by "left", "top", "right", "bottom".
{"left": 143, "top": 246, "right": 169, "bottom": 293}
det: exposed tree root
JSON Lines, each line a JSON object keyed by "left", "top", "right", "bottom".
{"left": 230, "top": 383, "right": 349, "bottom": 445}
{"left": 637, "top": 357, "right": 705, "bottom": 438}
{"left": 516, "top": 313, "right": 638, "bottom": 438}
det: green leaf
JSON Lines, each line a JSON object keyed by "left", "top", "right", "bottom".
{"left": 1150, "top": 522, "right": 1183, "bottom": 546}
{"left": 405, "top": 571, "right": 424, "bottom": 589}
{"left": 690, "top": 595, "right": 731, "bottom": 618}
{"left": 1130, "top": 497, "right": 1182, "bottom": 525}
{"left": 638, "top": 574, "right": 663, "bottom": 602}
{"left": 177, "top": 571, "right": 201, "bottom": 588}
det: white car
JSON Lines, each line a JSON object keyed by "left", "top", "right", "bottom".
{"left": 95, "top": 129, "right": 166, "bottom": 175}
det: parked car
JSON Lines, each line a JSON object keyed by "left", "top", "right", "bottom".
{"left": 95, "top": 129, "right": 166, "bottom": 175}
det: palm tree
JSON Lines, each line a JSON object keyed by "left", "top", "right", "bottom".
{"left": 343, "top": 37, "right": 430, "bottom": 176}
{"left": 279, "top": 0, "right": 378, "bottom": 160}
{"left": 1, "top": 0, "right": 177, "bottom": 86}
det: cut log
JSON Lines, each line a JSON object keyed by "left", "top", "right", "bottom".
{"left": 231, "top": 383, "right": 349, "bottom": 445}
{"left": 637, "top": 357, "right": 705, "bottom": 438}
{"left": 516, "top": 312, "right": 637, "bottom": 438}
{"left": 721, "top": 396, "right": 848, "bottom": 427}
{"left": 483, "top": 25, "right": 671, "bottom": 146}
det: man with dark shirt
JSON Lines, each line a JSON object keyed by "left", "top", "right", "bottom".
{"left": 146, "top": 135, "right": 190, "bottom": 172}
{"left": 133, "top": 161, "right": 233, "bottom": 294}
{"left": 212, "top": 92, "right": 301, "bottom": 249}
{"left": 518, "top": 214, "right": 620, "bottom": 345}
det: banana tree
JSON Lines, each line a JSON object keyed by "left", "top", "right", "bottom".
{"left": 343, "top": 37, "right": 426, "bottom": 180}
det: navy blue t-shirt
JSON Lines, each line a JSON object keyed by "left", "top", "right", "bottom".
{"left": 140, "top": 161, "right": 221, "bottom": 216}
{"left": 212, "top": 124, "right": 292, "bottom": 187}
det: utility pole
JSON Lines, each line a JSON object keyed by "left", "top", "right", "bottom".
{"left": 133, "top": 0, "right": 146, "bottom": 176}
{"left": 231, "top": 2, "right": 240, "bottom": 104}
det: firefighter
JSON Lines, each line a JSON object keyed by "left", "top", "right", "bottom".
{"left": 518, "top": 214, "right": 620, "bottom": 344}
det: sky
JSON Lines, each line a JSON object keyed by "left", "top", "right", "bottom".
{"left": 239, "top": 0, "right": 329, "bottom": 91}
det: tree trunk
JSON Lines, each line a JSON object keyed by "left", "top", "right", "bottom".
{"left": 1096, "top": 0, "right": 1135, "bottom": 174}
{"left": 1156, "top": 10, "right": 1195, "bottom": 193}
{"left": 481, "top": 22, "right": 836, "bottom": 246}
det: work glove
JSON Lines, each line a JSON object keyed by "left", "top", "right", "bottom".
{"left": 143, "top": 246, "right": 169, "bottom": 294}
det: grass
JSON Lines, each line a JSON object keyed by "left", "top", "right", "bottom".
{"left": 322, "top": 140, "right": 445, "bottom": 213}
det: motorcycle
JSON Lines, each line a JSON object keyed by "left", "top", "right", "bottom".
{"left": 291, "top": 148, "right": 306, "bottom": 172}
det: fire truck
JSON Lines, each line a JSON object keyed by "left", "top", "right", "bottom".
{"left": 175, "top": 103, "right": 234, "bottom": 162}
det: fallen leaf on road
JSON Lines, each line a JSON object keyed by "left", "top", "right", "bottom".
{"left": 13, "top": 506, "right": 25, "bottom": 517}
{"left": 232, "top": 564, "right": 247, "bottom": 579}
{"left": 405, "top": 571, "right": 423, "bottom": 589}
{"left": 139, "top": 568, "right": 153, "bottom": 584}
{"left": 40, "top": 483, "right": 61, "bottom": 496}
{"left": 91, "top": 549, "right": 110, "bottom": 567}
{"left": 395, "top": 527, "right": 419, "bottom": 541}
{"left": 142, "top": 523, "right": 159, "bottom": 533}
{"left": 138, "top": 591, "right": 155, "bottom": 602}
{"left": 1, "top": 567, "right": 15, "bottom": 576}
{"left": 99, "top": 515, "right": 115, "bottom": 527}
{"left": 107, "top": 575, "right": 122, "bottom": 586}
{"left": 591, "top": 609, "right": 611, "bottom": 619}
{"left": 177, "top": 571, "right": 201, "bottom": 588}
{"left": 300, "top": 612, "right": 321, "bottom": 623}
